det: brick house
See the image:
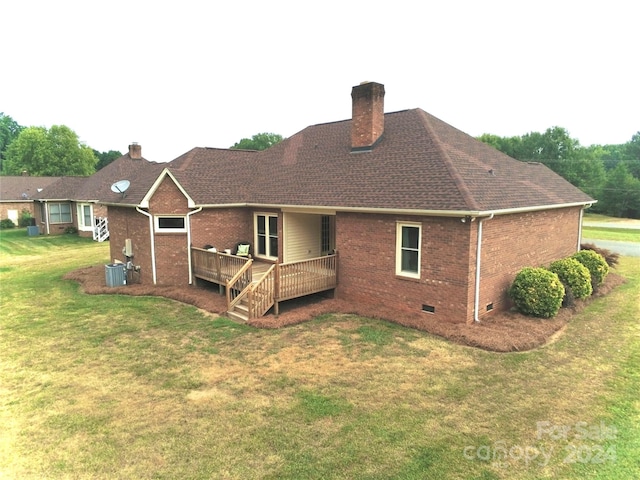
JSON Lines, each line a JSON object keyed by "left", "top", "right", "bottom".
{"left": 92, "top": 82, "right": 594, "bottom": 325}
{"left": 0, "top": 175, "right": 62, "bottom": 226}
{"left": 30, "top": 176, "right": 110, "bottom": 238}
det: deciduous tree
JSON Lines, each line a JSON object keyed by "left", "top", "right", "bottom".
{"left": 94, "top": 149, "right": 123, "bottom": 170}
{"left": 230, "top": 132, "right": 283, "bottom": 151}
{"left": 0, "top": 113, "right": 24, "bottom": 172}
{"left": 3, "top": 125, "right": 96, "bottom": 176}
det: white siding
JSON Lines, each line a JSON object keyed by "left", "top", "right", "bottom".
{"left": 283, "top": 213, "right": 321, "bottom": 263}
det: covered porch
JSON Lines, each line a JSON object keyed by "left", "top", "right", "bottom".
{"left": 191, "top": 247, "right": 338, "bottom": 321}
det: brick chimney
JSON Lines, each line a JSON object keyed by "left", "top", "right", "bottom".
{"left": 351, "top": 81, "right": 385, "bottom": 152}
{"left": 128, "top": 143, "right": 142, "bottom": 159}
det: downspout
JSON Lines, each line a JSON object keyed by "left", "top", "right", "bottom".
{"left": 577, "top": 208, "right": 584, "bottom": 251}
{"left": 43, "top": 202, "right": 50, "bottom": 235}
{"left": 186, "top": 207, "right": 203, "bottom": 285}
{"left": 136, "top": 207, "right": 157, "bottom": 285}
{"left": 474, "top": 213, "right": 494, "bottom": 323}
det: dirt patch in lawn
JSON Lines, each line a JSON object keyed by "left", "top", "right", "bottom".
{"left": 64, "top": 266, "right": 625, "bottom": 353}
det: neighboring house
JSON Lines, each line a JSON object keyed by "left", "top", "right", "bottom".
{"left": 90, "top": 82, "right": 594, "bottom": 325}
{"left": 0, "top": 175, "right": 62, "bottom": 226}
{"left": 32, "top": 176, "right": 109, "bottom": 239}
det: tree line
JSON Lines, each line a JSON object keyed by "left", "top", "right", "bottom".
{"left": 2, "top": 112, "right": 638, "bottom": 218}
{"left": 479, "top": 127, "right": 640, "bottom": 218}
{"left": 0, "top": 112, "right": 122, "bottom": 176}
{"left": 0, "top": 113, "right": 283, "bottom": 178}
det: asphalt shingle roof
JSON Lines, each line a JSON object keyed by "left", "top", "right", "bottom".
{"left": 0, "top": 176, "right": 63, "bottom": 201}
{"left": 66, "top": 108, "right": 593, "bottom": 213}
{"left": 167, "top": 108, "right": 594, "bottom": 212}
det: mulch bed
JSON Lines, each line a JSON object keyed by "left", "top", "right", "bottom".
{"left": 63, "top": 266, "right": 626, "bottom": 352}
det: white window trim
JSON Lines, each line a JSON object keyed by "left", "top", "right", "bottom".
{"left": 395, "top": 222, "right": 422, "bottom": 279}
{"left": 77, "top": 203, "right": 94, "bottom": 232}
{"left": 154, "top": 215, "right": 187, "bottom": 233}
{"left": 254, "top": 213, "right": 278, "bottom": 260}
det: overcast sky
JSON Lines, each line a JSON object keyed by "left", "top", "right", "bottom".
{"left": 2, "top": 1, "right": 637, "bottom": 162}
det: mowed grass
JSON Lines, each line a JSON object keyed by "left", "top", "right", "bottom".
{"left": 583, "top": 213, "right": 640, "bottom": 242}
{"left": 1, "top": 228, "right": 639, "bottom": 479}
{"left": 582, "top": 226, "right": 640, "bottom": 243}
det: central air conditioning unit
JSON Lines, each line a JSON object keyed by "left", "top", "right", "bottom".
{"left": 105, "top": 263, "right": 126, "bottom": 287}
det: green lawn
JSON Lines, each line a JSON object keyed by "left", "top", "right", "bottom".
{"left": 582, "top": 226, "right": 640, "bottom": 243}
{"left": 1, "top": 228, "right": 639, "bottom": 479}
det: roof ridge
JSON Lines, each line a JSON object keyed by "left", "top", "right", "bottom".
{"left": 416, "top": 109, "right": 480, "bottom": 211}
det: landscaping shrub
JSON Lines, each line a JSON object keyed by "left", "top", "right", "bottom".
{"left": 580, "top": 243, "right": 619, "bottom": 268}
{"left": 509, "top": 267, "right": 565, "bottom": 318}
{"left": 548, "top": 258, "right": 592, "bottom": 303}
{"left": 0, "top": 218, "right": 16, "bottom": 229}
{"left": 572, "top": 250, "right": 609, "bottom": 288}
{"left": 18, "top": 209, "right": 33, "bottom": 227}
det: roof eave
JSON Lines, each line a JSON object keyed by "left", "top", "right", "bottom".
{"left": 94, "top": 200, "right": 596, "bottom": 217}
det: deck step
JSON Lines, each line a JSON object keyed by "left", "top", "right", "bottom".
{"left": 235, "top": 302, "right": 249, "bottom": 314}
{"left": 227, "top": 309, "right": 248, "bottom": 322}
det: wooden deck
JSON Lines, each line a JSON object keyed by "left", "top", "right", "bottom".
{"left": 251, "top": 261, "right": 273, "bottom": 282}
{"left": 191, "top": 248, "right": 338, "bottom": 320}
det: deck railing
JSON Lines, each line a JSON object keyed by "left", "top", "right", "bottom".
{"left": 93, "top": 217, "right": 109, "bottom": 242}
{"left": 191, "top": 248, "right": 337, "bottom": 319}
{"left": 277, "top": 254, "right": 338, "bottom": 301}
{"left": 226, "top": 259, "right": 254, "bottom": 311}
{"left": 249, "top": 264, "right": 276, "bottom": 318}
{"left": 192, "top": 248, "right": 250, "bottom": 285}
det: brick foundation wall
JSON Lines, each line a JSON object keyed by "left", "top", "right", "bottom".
{"left": 475, "top": 207, "right": 583, "bottom": 321}
{"left": 335, "top": 212, "right": 474, "bottom": 324}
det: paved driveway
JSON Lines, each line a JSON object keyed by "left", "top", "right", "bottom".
{"left": 581, "top": 238, "right": 640, "bottom": 257}
{"left": 582, "top": 220, "right": 640, "bottom": 257}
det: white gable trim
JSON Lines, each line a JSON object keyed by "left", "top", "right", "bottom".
{"left": 139, "top": 168, "right": 195, "bottom": 209}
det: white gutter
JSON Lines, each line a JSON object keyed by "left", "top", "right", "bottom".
{"left": 186, "top": 207, "right": 203, "bottom": 284}
{"left": 474, "top": 213, "right": 494, "bottom": 323}
{"left": 136, "top": 207, "right": 157, "bottom": 285}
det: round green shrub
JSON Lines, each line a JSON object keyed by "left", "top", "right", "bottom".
{"left": 572, "top": 250, "right": 609, "bottom": 286}
{"left": 509, "top": 267, "right": 565, "bottom": 318}
{"left": 0, "top": 218, "right": 16, "bottom": 229}
{"left": 548, "top": 258, "right": 592, "bottom": 300}
{"left": 18, "top": 209, "right": 33, "bottom": 228}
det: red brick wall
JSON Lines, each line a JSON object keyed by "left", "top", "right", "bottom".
{"left": 148, "top": 177, "right": 191, "bottom": 285}
{"left": 190, "top": 208, "right": 253, "bottom": 253}
{"left": 0, "top": 202, "right": 34, "bottom": 223}
{"left": 335, "top": 212, "right": 474, "bottom": 325}
{"left": 108, "top": 176, "right": 194, "bottom": 286}
{"left": 475, "top": 207, "right": 582, "bottom": 321}
{"left": 107, "top": 206, "right": 153, "bottom": 284}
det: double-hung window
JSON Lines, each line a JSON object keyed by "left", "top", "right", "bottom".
{"left": 255, "top": 213, "right": 278, "bottom": 259}
{"left": 396, "top": 222, "right": 421, "bottom": 278}
{"left": 49, "top": 203, "right": 72, "bottom": 224}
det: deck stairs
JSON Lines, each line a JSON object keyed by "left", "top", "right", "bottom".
{"left": 93, "top": 217, "right": 109, "bottom": 242}
{"left": 226, "top": 264, "right": 273, "bottom": 322}
{"left": 227, "top": 296, "right": 251, "bottom": 322}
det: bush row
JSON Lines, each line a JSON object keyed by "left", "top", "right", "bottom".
{"left": 509, "top": 249, "right": 610, "bottom": 318}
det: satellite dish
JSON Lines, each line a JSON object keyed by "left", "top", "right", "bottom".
{"left": 110, "top": 180, "right": 131, "bottom": 197}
